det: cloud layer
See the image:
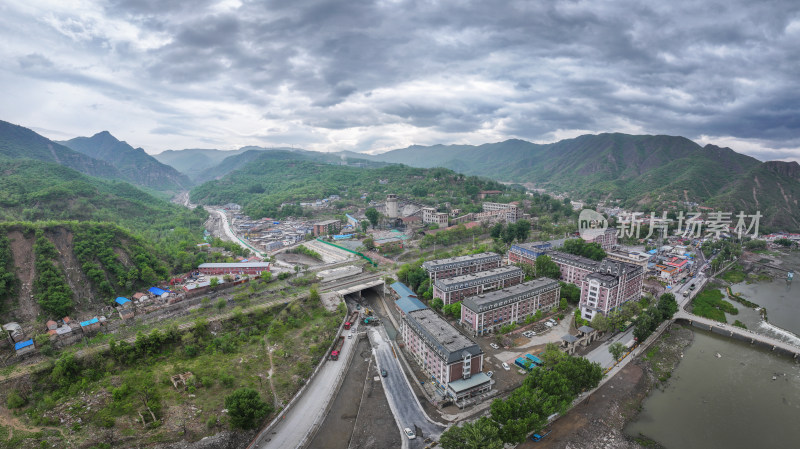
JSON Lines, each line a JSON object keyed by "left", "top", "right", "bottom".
{"left": 1, "top": 0, "right": 799, "bottom": 161}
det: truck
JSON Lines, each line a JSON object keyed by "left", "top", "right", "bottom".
{"left": 344, "top": 311, "right": 360, "bottom": 330}
{"left": 530, "top": 429, "right": 552, "bottom": 442}
{"left": 330, "top": 336, "right": 345, "bottom": 360}
{"left": 363, "top": 316, "right": 380, "bottom": 326}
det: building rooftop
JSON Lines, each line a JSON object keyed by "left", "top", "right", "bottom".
{"left": 396, "top": 296, "right": 427, "bottom": 315}
{"left": 14, "top": 339, "right": 34, "bottom": 350}
{"left": 512, "top": 241, "right": 551, "bottom": 251}
{"left": 447, "top": 372, "right": 491, "bottom": 393}
{"left": 148, "top": 287, "right": 168, "bottom": 296}
{"left": 406, "top": 309, "right": 482, "bottom": 364}
{"left": 461, "top": 278, "right": 560, "bottom": 313}
{"left": 115, "top": 297, "right": 130, "bottom": 306}
{"left": 198, "top": 262, "right": 271, "bottom": 268}
{"left": 578, "top": 325, "right": 595, "bottom": 334}
{"left": 561, "top": 334, "right": 579, "bottom": 343}
{"left": 313, "top": 219, "right": 340, "bottom": 226}
{"left": 435, "top": 266, "right": 523, "bottom": 290}
{"left": 80, "top": 317, "right": 99, "bottom": 327}
{"left": 422, "top": 252, "right": 501, "bottom": 271}
{"left": 390, "top": 282, "right": 416, "bottom": 298}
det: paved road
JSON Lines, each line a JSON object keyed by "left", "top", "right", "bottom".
{"left": 208, "top": 207, "right": 266, "bottom": 257}
{"left": 370, "top": 327, "right": 446, "bottom": 448}
{"left": 258, "top": 331, "right": 356, "bottom": 449}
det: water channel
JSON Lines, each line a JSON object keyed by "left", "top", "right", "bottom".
{"left": 625, "top": 251, "right": 800, "bottom": 448}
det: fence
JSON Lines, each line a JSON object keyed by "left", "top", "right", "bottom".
{"left": 316, "top": 238, "right": 377, "bottom": 266}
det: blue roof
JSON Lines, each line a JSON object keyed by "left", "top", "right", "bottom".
{"left": 648, "top": 249, "right": 658, "bottom": 254}
{"left": 390, "top": 282, "right": 416, "bottom": 298}
{"left": 80, "top": 317, "right": 99, "bottom": 327}
{"left": 115, "top": 297, "right": 130, "bottom": 305}
{"left": 396, "top": 296, "right": 427, "bottom": 314}
{"left": 525, "top": 354, "right": 543, "bottom": 365}
{"left": 148, "top": 287, "right": 167, "bottom": 296}
{"left": 14, "top": 339, "right": 34, "bottom": 350}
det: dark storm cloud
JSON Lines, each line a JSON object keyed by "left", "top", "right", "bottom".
{"left": 1, "top": 0, "right": 799, "bottom": 157}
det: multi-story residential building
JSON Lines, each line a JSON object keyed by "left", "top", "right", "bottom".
{"left": 579, "top": 260, "right": 644, "bottom": 321}
{"left": 460, "top": 278, "right": 560, "bottom": 335}
{"left": 198, "top": 262, "right": 271, "bottom": 276}
{"left": 402, "top": 308, "right": 491, "bottom": 400}
{"left": 422, "top": 207, "right": 450, "bottom": 226}
{"left": 605, "top": 249, "right": 652, "bottom": 270}
{"left": 433, "top": 266, "right": 524, "bottom": 305}
{"left": 422, "top": 252, "right": 502, "bottom": 282}
{"left": 312, "top": 219, "right": 341, "bottom": 236}
{"left": 508, "top": 241, "right": 552, "bottom": 266}
{"left": 482, "top": 202, "right": 523, "bottom": 224}
{"left": 585, "top": 227, "right": 618, "bottom": 250}
{"left": 547, "top": 251, "right": 600, "bottom": 284}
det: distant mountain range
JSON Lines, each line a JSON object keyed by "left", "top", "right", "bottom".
{"left": 364, "top": 134, "right": 800, "bottom": 230}
{"left": 153, "top": 146, "right": 296, "bottom": 181}
{"left": 60, "top": 131, "right": 192, "bottom": 192}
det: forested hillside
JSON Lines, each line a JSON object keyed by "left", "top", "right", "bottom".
{"left": 369, "top": 133, "right": 799, "bottom": 230}
{"left": 153, "top": 146, "right": 293, "bottom": 179}
{"left": 0, "top": 222, "right": 174, "bottom": 321}
{"left": 61, "top": 131, "right": 193, "bottom": 192}
{"left": 0, "top": 120, "right": 123, "bottom": 180}
{"left": 190, "top": 152, "right": 508, "bottom": 219}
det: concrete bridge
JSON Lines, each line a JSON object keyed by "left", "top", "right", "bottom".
{"left": 673, "top": 309, "right": 800, "bottom": 359}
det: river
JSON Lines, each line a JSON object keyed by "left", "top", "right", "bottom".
{"left": 625, "top": 250, "right": 800, "bottom": 448}
{"left": 625, "top": 330, "right": 800, "bottom": 448}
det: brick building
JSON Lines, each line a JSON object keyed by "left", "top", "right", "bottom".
{"left": 433, "top": 266, "right": 524, "bottom": 305}
{"left": 422, "top": 252, "right": 502, "bottom": 282}
{"left": 579, "top": 260, "right": 644, "bottom": 321}
{"left": 402, "top": 308, "right": 491, "bottom": 400}
{"left": 585, "top": 227, "right": 618, "bottom": 250}
{"left": 312, "top": 219, "right": 341, "bottom": 236}
{"left": 198, "top": 262, "right": 271, "bottom": 276}
{"left": 547, "top": 251, "right": 600, "bottom": 284}
{"left": 460, "top": 278, "right": 560, "bottom": 335}
{"left": 508, "top": 241, "right": 552, "bottom": 266}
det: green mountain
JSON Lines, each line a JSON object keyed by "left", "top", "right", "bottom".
{"left": 153, "top": 146, "right": 295, "bottom": 180}
{"left": 60, "top": 131, "right": 193, "bottom": 192}
{"left": 190, "top": 151, "right": 508, "bottom": 219}
{"left": 370, "top": 133, "right": 799, "bottom": 230}
{"left": 0, "top": 120, "right": 123, "bottom": 180}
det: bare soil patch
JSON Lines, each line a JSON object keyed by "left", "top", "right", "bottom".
{"left": 45, "top": 227, "right": 95, "bottom": 310}
{"left": 7, "top": 230, "right": 36, "bottom": 322}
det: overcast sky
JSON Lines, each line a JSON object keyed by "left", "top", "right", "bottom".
{"left": 1, "top": 0, "right": 799, "bottom": 161}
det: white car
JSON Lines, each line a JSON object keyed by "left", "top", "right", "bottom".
{"left": 502, "top": 362, "right": 510, "bottom": 371}
{"left": 545, "top": 322, "right": 554, "bottom": 328}
{"left": 490, "top": 343, "right": 500, "bottom": 349}
{"left": 487, "top": 371, "right": 494, "bottom": 377}
{"left": 404, "top": 428, "right": 416, "bottom": 440}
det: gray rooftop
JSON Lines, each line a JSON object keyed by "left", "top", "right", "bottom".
{"left": 198, "top": 262, "right": 271, "bottom": 268}
{"left": 547, "top": 251, "right": 600, "bottom": 269}
{"left": 461, "top": 278, "right": 560, "bottom": 313}
{"left": 313, "top": 219, "right": 340, "bottom": 226}
{"left": 434, "top": 266, "right": 523, "bottom": 291}
{"left": 405, "top": 309, "right": 482, "bottom": 364}
{"left": 562, "top": 334, "right": 579, "bottom": 343}
{"left": 578, "top": 326, "right": 595, "bottom": 334}
{"left": 422, "top": 252, "right": 501, "bottom": 271}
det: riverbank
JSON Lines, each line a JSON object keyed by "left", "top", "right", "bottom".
{"left": 518, "top": 324, "right": 693, "bottom": 449}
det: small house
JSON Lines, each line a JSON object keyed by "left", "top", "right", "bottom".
{"left": 80, "top": 317, "right": 101, "bottom": 333}
{"left": 2, "top": 322, "right": 25, "bottom": 343}
{"left": 116, "top": 297, "right": 134, "bottom": 319}
{"left": 132, "top": 292, "right": 148, "bottom": 302}
{"left": 14, "top": 339, "right": 35, "bottom": 356}
{"left": 148, "top": 287, "right": 170, "bottom": 298}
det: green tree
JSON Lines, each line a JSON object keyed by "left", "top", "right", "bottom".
{"left": 261, "top": 271, "right": 272, "bottom": 283}
{"left": 657, "top": 293, "right": 678, "bottom": 319}
{"left": 513, "top": 220, "right": 531, "bottom": 242}
{"left": 589, "top": 313, "right": 611, "bottom": 332}
{"left": 559, "top": 281, "right": 581, "bottom": 304}
{"left": 559, "top": 298, "right": 568, "bottom": 311}
{"left": 363, "top": 237, "right": 375, "bottom": 251}
{"left": 224, "top": 388, "right": 272, "bottom": 429}
{"left": 309, "top": 287, "right": 320, "bottom": 302}
{"left": 365, "top": 208, "right": 380, "bottom": 229}
{"left": 609, "top": 342, "right": 627, "bottom": 361}
{"left": 535, "top": 255, "right": 561, "bottom": 279}
{"left": 490, "top": 222, "right": 504, "bottom": 239}
{"left": 430, "top": 298, "right": 444, "bottom": 311}
{"left": 209, "top": 277, "right": 219, "bottom": 287}
{"left": 440, "top": 417, "right": 504, "bottom": 449}
{"left": 360, "top": 220, "right": 369, "bottom": 233}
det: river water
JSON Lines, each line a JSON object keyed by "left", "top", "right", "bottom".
{"left": 626, "top": 251, "right": 800, "bottom": 448}
{"left": 625, "top": 330, "right": 800, "bottom": 448}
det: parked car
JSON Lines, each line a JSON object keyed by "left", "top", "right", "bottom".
{"left": 404, "top": 428, "right": 416, "bottom": 440}
{"left": 490, "top": 343, "right": 500, "bottom": 349}
{"left": 381, "top": 369, "right": 388, "bottom": 377}
{"left": 487, "top": 371, "right": 494, "bottom": 377}
{"left": 545, "top": 322, "right": 554, "bottom": 328}
{"left": 548, "top": 318, "right": 557, "bottom": 324}
{"left": 502, "top": 362, "right": 510, "bottom": 370}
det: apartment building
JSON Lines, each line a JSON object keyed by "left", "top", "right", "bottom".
{"left": 547, "top": 251, "right": 601, "bottom": 284}
{"left": 482, "top": 202, "right": 523, "bottom": 224}
{"left": 579, "top": 259, "right": 644, "bottom": 321}
{"left": 422, "top": 252, "right": 502, "bottom": 282}
{"left": 460, "top": 278, "right": 561, "bottom": 335}
{"left": 433, "top": 266, "right": 524, "bottom": 305}
{"left": 605, "top": 249, "right": 652, "bottom": 270}
{"left": 402, "top": 308, "right": 491, "bottom": 400}
{"left": 422, "top": 207, "right": 450, "bottom": 226}
{"left": 585, "top": 227, "right": 618, "bottom": 250}
{"left": 508, "top": 241, "right": 552, "bottom": 265}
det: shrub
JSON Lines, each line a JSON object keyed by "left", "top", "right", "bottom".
{"left": 224, "top": 388, "right": 272, "bottom": 429}
{"left": 6, "top": 390, "right": 25, "bottom": 409}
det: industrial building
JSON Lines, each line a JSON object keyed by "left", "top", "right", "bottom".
{"left": 579, "top": 259, "right": 644, "bottom": 321}
{"left": 460, "top": 278, "right": 560, "bottom": 335}
{"left": 197, "top": 262, "right": 271, "bottom": 276}
{"left": 422, "top": 207, "right": 450, "bottom": 226}
{"left": 401, "top": 308, "right": 491, "bottom": 400}
{"left": 385, "top": 194, "right": 399, "bottom": 218}
{"left": 433, "top": 266, "right": 524, "bottom": 305}
{"left": 422, "top": 252, "right": 502, "bottom": 282}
